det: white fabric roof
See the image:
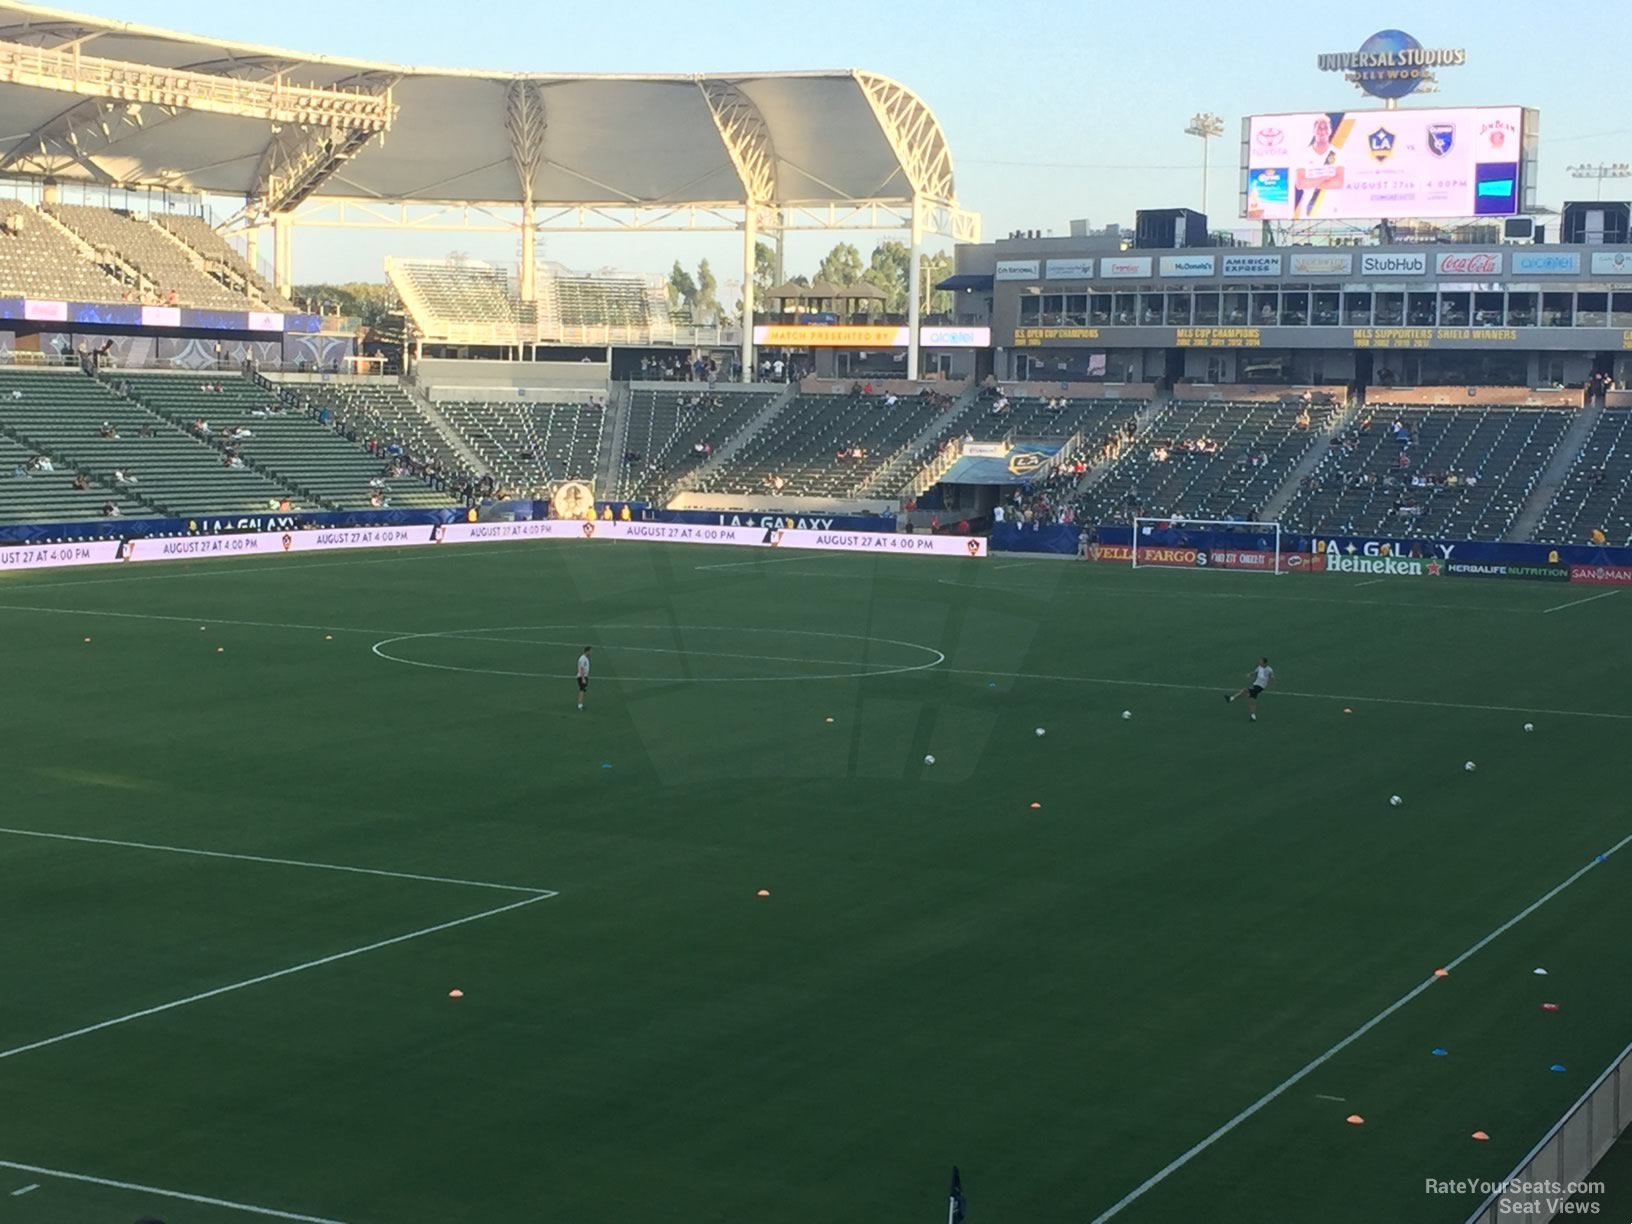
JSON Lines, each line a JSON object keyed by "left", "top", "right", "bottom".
{"left": 0, "top": 2, "right": 957, "bottom": 208}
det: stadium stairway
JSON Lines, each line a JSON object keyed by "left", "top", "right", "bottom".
{"left": 1258, "top": 395, "right": 1362, "bottom": 524}
{"left": 1507, "top": 400, "right": 1604, "bottom": 542}
{"left": 402, "top": 382, "right": 487, "bottom": 476}
{"left": 0, "top": 427, "right": 150, "bottom": 522}
{"left": 670, "top": 382, "right": 797, "bottom": 496}
{"left": 596, "top": 382, "right": 629, "bottom": 495}
{"left": 854, "top": 383, "right": 980, "bottom": 498}
{"left": 0, "top": 369, "right": 298, "bottom": 515}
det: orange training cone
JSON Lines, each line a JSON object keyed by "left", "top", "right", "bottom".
{"left": 1433, "top": 968, "right": 1449, "bottom": 977}
{"left": 756, "top": 889, "right": 770, "bottom": 897}
{"left": 1029, "top": 802, "right": 1042, "bottom": 809}
{"left": 1471, "top": 1130, "right": 1489, "bottom": 1141}
{"left": 448, "top": 989, "right": 464, "bottom": 999}
{"left": 1346, "top": 1115, "right": 1365, "bottom": 1125}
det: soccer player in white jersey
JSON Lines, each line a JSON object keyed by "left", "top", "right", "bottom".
{"left": 576, "top": 646, "right": 592, "bottom": 711}
{"left": 1226, "top": 657, "right": 1274, "bottom": 721}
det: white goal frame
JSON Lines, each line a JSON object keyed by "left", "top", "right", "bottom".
{"left": 1131, "top": 517, "right": 1286, "bottom": 575}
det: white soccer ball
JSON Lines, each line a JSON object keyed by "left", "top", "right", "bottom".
{"left": 1524, "top": 723, "right": 1534, "bottom": 733}
{"left": 1465, "top": 761, "right": 1476, "bottom": 772}
{"left": 923, "top": 754, "right": 936, "bottom": 766}
{"left": 1122, "top": 710, "right": 1132, "bottom": 720}
{"left": 1035, "top": 727, "right": 1046, "bottom": 738}
{"left": 1390, "top": 795, "right": 1403, "bottom": 806}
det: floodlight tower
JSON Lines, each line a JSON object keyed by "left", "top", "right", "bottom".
{"left": 1184, "top": 112, "right": 1225, "bottom": 218}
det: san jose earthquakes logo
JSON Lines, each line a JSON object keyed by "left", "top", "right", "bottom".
{"left": 1427, "top": 124, "right": 1455, "bottom": 157}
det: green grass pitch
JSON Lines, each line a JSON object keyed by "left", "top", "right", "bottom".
{"left": 1, "top": 540, "right": 1628, "bottom": 1224}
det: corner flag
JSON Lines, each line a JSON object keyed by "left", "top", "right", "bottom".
{"left": 948, "top": 1166, "right": 967, "bottom": 1223}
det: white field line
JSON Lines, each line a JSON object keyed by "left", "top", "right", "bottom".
{"left": 0, "top": 893, "right": 551, "bottom": 1065}
{"left": 1089, "top": 831, "right": 1632, "bottom": 1223}
{"left": 934, "top": 575, "right": 1538, "bottom": 615}
{"left": 2, "top": 602, "right": 1628, "bottom": 722}
{"left": 0, "top": 540, "right": 563, "bottom": 591}
{"left": 9, "top": 1183, "right": 39, "bottom": 1196}
{"left": 933, "top": 665, "right": 1632, "bottom": 723}
{"left": 0, "top": 827, "right": 554, "bottom": 896}
{"left": 0, "top": 1160, "right": 344, "bottom": 1223}
{"left": 693, "top": 551, "right": 859, "bottom": 572}
{"left": 1354, "top": 578, "right": 1386, "bottom": 588}
{"left": 1542, "top": 589, "right": 1619, "bottom": 614}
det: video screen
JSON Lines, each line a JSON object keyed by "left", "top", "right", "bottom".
{"left": 1245, "top": 106, "right": 1525, "bottom": 220}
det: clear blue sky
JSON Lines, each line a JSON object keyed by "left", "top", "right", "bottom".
{"left": 88, "top": 0, "right": 1632, "bottom": 286}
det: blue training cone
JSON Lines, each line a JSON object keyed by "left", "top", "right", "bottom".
{"left": 1550, "top": 1064, "right": 1566, "bottom": 1073}
{"left": 1431, "top": 1047, "right": 1448, "bottom": 1057}
{"left": 601, "top": 762, "right": 612, "bottom": 769}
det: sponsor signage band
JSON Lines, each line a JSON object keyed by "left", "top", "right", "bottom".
{"left": 1101, "top": 256, "right": 1153, "bottom": 279}
{"left": 994, "top": 260, "right": 1041, "bottom": 281}
{"left": 1159, "top": 254, "right": 1217, "bottom": 277}
{"left": 1360, "top": 252, "right": 1428, "bottom": 276}
{"left": 1223, "top": 254, "right": 1283, "bottom": 277}
{"left": 1289, "top": 253, "right": 1354, "bottom": 276}
{"left": 1044, "top": 258, "right": 1095, "bottom": 280}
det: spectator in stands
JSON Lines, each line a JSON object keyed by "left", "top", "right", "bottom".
{"left": 11, "top": 462, "right": 27, "bottom": 479}
{"left": 166, "top": 289, "right": 179, "bottom": 306}
{"left": 1591, "top": 527, "right": 1608, "bottom": 547}
{"left": 112, "top": 468, "right": 137, "bottom": 486}
{"left": 28, "top": 455, "right": 52, "bottom": 473}
{"left": 72, "top": 473, "right": 91, "bottom": 491}
{"left": 101, "top": 500, "right": 120, "bottom": 517}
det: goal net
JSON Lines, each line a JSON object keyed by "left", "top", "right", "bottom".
{"left": 1131, "top": 517, "right": 1286, "bottom": 575}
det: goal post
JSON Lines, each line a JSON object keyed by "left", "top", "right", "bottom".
{"left": 1131, "top": 517, "right": 1286, "bottom": 575}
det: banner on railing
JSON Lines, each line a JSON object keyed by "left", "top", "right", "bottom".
{"left": 0, "top": 518, "right": 981, "bottom": 572}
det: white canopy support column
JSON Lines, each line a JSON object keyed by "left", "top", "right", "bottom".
{"left": 505, "top": 80, "right": 547, "bottom": 306}
{"left": 741, "top": 205, "right": 757, "bottom": 383}
{"left": 907, "top": 193, "right": 923, "bottom": 381}
{"left": 243, "top": 224, "right": 260, "bottom": 277}
{"left": 272, "top": 210, "right": 293, "bottom": 300}
{"left": 519, "top": 202, "right": 536, "bottom": 302}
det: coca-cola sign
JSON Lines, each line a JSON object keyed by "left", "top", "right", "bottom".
{"left": 1435, "top": 251, "right": 1504, "bottom": 277}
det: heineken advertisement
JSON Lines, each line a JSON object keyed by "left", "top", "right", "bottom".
{"left": 1322, "top": 553, "right": 1441, "bottom": 576}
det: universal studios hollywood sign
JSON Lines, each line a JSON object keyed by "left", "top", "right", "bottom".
{"left": 1317, "top": 29, "right": 1467, "bottom": 100}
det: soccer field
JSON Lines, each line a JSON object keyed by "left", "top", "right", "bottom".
{"left": 1, "top": 540, "right": 1629, "bottom": 1224}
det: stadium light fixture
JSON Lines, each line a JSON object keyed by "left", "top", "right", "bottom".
{"left": 1184, "top": 112, "right": 1225, "bottom": 219}
{"left": 1568, "top": 162, "right": 1632, "bottom": 201}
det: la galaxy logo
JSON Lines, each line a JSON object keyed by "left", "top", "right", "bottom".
{"left": 1368, "top": 127, "right": 1396, "bottom": 161}
{"left": 1007, "top": 449, "right": 1047, "bottom": 477}
{"left": 1426, "top": 124, "right": 1455, "bottom": 158}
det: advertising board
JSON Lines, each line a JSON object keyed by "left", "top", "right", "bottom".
{"left": 1245, "top": 106, "right": 1524, "bottom": 220}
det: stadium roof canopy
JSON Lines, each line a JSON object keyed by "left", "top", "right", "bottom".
{"left": 0, "top": 0, "right": 973, "bottom": 239}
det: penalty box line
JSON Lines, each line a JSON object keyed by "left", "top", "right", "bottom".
{"left": 1089, "top": 831, "right": 1632, "bottom": 1223}
{"left": 0, "top": 1159, "right": 348, "bottom": 1223}
{"left": 0, "top": 826, "right": 555, "bottom": 896}
{"left": 0, "top": 891, "right": 552, "bottom": 1065}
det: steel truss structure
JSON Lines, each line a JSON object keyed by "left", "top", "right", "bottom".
{"left": 0, "top": 2, "right": 978, "bottom": 375}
